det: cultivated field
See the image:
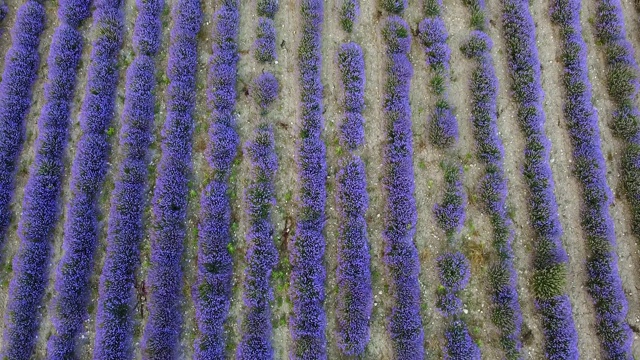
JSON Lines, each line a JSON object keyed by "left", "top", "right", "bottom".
{"left": 0, "top": 0, "right": 640, "bottom": 359}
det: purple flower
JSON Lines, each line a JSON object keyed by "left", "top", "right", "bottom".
{"left": 502, "top": 0, "right": 578, "bottom": 357}
{"left": 1, "top": 1, "right": 88, "bottom": 358}
{"left": 93, "top": 1, "right": 163, "bottom": 358}
{"left": 141, "top": 0, "right": 201, "bottom": 358}
{"left": 237, "top": 124, "right": 278, "bottom": 360}
{"left": 47, "top": 2, "right": 124, "bottom": 358}
{"left": 0, "top": 0, "right": 45, "bottom": 253}
{"left": 289, "top": 1, "right": 327, "bottom": 358}
{"left": 193, "top": 1, "right": 239, "bottom": 358}
{"left": 381, "top": 16, "right": 424, "bottom": 360}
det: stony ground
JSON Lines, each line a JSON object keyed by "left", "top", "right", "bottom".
{"left": 0, "top": 0, "right": 640, "bottom": 359}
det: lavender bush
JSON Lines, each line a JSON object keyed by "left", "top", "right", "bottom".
{"left": 419, "top": 17, "right": 458, "bottom": 148}
{"left": 93, "top": 0, "right": 163, "bottom": 358}
{"left": 193, "top": 1, "right": 240, "bottom": 358}
{"left": 252, "top": 72, "right": 279, "bottom": 114}
{"left": 381, "top": 0, "right": 407, "bottom": 14}
{"left": 340, "top": 0, "right": 359, "bottom": 32}
{"left": 502, "top": 0, "right": 578, "bottom": 358}
{"left": 337, "top": 43, "right": 365, "bottom": 150}
{"left": 257, "top": 0, "right": 278, "bottom": 18}
{"left": 237, "top": 123, "right": 278, "bottom": 360}
{"left": 419, "top": 3, "right": 480, "bottom": 358}
{"left": 1, "top": 2, "right": 87, "bottom": 357}
{"left": 335, "top": 41, "right": 372, "bottom": 356}
{"left": 289, "top": 1, "right": 327, "bottom": 358}
{"left": 0, "top": 1, "right": 45, "bottom": 251}
{"left": 47, "top": 1, "right": 125, "bottom": 357}
{"left": 380, "top": 16, "right": 423, "bottom": 360}
{"left": 461, "top": 24, "right": 522, "bottom": 358}
{"left": 550, "top": 0, "right": 632, "bottom": 357}
{"left": 255, "top": 17, "right": 276, "bottom": 63}
{"left": 141, "top": 0, "right": 201, "bottom": 357}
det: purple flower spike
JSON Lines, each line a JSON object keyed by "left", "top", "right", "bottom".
{"left": 193, "top": 1, "right": 240, "bottom": 359}
{"left": 289, "top": 1, "right": 327, "bottom": 358}
{"left": 93, "top": 1, "right": 163, "bottom": 359}
{"left": 381, "top": 15, "right": 424, "bottom": 360}
{"left": 47, "top": 2, "right": 124, "bottom": 357}
{"left": 141, "top": 0, "right": 201, "bottom": 358}
{"left": 1, "top": 1, "right": 88, "bottom": 357}
{"left": 502, "top": 0, "right": 579, "bottom": 358}
{"left": 551, "top": 0, "right": 632, "bottom": 357}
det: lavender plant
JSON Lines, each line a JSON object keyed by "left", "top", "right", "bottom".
{"left": 461, "top": 26, "right": 522, "bottom": 358}
{"left": 1, "top": 1, "right": 88, "bottom": 358}
{"left": 340, "top": 0, "right": 359, "bottom": 33}
{"left": 257, "top": 0, "right": 278, "bottom": 18}
{"left": 289, "top": 1, "right": 327, "bottom": 358}
{"left": 237, "top": 122, "right": 278, "bottom": 360}
{"left": 252, "top": 72, "right": 279, "bottom": 115}
{"left": 502, "top": 0, "right": 579, "bottom": 358}
{"left": 47, "top": 0, "right": 125, "bottom": 357}
{"left": 335, "top": 42, "right": 372, "bottom": 356}
{"left": 0, "top": 0, "right": 45, "bottom": 251}
{"left": 255, "top": 17, "right": 276, "bottom": 63}
{"left": 93, "top": 0, "right": 163, "bottom": 358}
{"left": 551, "top": 0, "right": 632, "bottom": 357}
{"left": 192, "top": 1, "right": 240, "bottom": 358}
{"left": 593, "top": 0, "right": 640, "bottom": 267}
{"left": 141, "top": 0, "right": 201, "bottom": 357}
{"left": 419, "top": 17, "right": 458, "bottom": 148}
{"left": 381, "top": 16, "right": 424, "bottom": 360}
{"left": 418, "top": 3, "right": 480, "bottom": 358}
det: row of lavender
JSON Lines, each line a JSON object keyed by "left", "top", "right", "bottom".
{"left": 419, "top": 1, "right": 479, "bottom": 358}
{"left": 461, "top": 1, "right": 523, "bottom": 358}
{"left": 379, "top": 0, "right": 424, "bottom": 355}
{"left": 236, "top": 0, "right": 280, "bottom": 358}
{"left": 335, "top": 0, "right": 373, "bottom": 356}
